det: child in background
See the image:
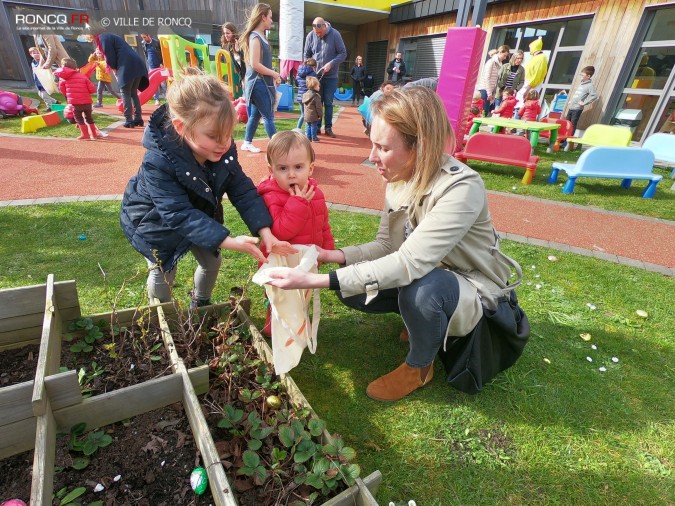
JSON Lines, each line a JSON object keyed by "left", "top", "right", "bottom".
{"left": 518, "top": 89, "right": 542, "bottom": 122}
{"left": 257, "top": 130, "right": 335, "bottom": 335}
{"left": 465, "top": 105, "right": 481, "bottom": 135}
{"left": 88, "top": 48, "right": 121, "bottom": 108}
{"left": 471, "top": 90, "right": 484, "bottom": 117}
{"left": 492, "top": 87, "right": 517, "bottom": 118}
{"left": 295, "top": 57, "right": 318, "bottom": 130}
{"left": 28, "top": 47, "right": 60, "bottom": 111}
{"left": 302, "top": 76, "right": 323, "bottom": 142}
{"left": 54, "top": 57, "right": 104, "bottom": 140}
{"left": 566, "top": 66, "right": 599, "bottom": 135}
{"left": 120, "top": 68, "right": 294, "bottom": 307}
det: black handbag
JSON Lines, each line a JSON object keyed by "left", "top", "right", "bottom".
{"left": 438, "top": 290, "right": 530, "bottom": 394}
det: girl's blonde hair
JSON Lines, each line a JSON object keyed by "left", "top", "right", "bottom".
{"left": 220, "top": 22, "right": 238, "bottom": 50}
{"left": 305, "top": 76, "right": 320, "bottom": 90}
{"left": 166, "top": 67, "right": 236, "bottom": 145}
{"left": 239, "top": 3, "right": 271, "bottom": 62}
{"left": 266, "top": 130, "right": 315, "bottom": 167}
{"left": 370, "top": 86, "right": 454, "bottom": 206}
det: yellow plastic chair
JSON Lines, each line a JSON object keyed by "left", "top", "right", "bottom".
{"left": 566, "top": 124, "right": 632, "bottom": 151}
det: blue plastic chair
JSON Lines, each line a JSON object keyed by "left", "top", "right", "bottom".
{"left": 549, "top": 146, "right": 662, "bottom": 198}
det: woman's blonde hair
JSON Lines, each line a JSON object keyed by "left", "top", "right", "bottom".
{"left": 370, "top": 86, "right": 454, "bottom": 205}
{"left": 509, "top": 49, "right": 524, "bottom": 65}
{"left": 239, "top": 3, "right": 271, "bottom": 62}
{"left": 305, "top": 76, "right": 320, "bottom": 90}
{"left": 266, "top": 130, "right": 315, "bottom": 167}
{"left": 166, "top": 67, "right": 236, "bottom": 145}
{"left": 220, "top": 22, "right": 238, "bottom": 50}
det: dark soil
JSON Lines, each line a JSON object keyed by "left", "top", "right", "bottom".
{"left": 0, "top": 343, "right": 40, "bottom": 387}
{"left": 0, "top": 403, "right": 214, "bottom": 505}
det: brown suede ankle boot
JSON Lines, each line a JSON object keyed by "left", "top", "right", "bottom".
{"left": 366, "top": 362, "right": 433, "bottom": 401}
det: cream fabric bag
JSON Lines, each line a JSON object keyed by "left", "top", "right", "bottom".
{"left": 252, "top": 245, "right": 320, "bottom": 374}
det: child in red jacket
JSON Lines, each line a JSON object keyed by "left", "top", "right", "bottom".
{"left": 471, "top": 90, "right": 484, "bottom": 117}
{"left": 518, "top": 89, "right": 542, "bottom": 122}
{"left": 257, "top": 130, "right": 335, "bottom": 335}
{"left": 492, "top": 87, "right": 517, "bottom": 118}
{"left": 54, "top": 57, "right": 105, "bottom": 140}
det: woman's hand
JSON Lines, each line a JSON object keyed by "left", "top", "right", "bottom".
{"left": 267, "top": 270, "right": 329, "bottom": 289}
{"left": 220, "top": 235, "right": 267, "bottom": 263}
{"left": 258, "top": 227, "right": 298, "bottom": 256}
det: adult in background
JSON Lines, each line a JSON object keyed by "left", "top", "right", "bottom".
{"left": 89, "top": 32, "right": 149, "bottom": 128}
{"left": 475, "top": 44, "right": 510, "bottom": 117}
{"left": 266, "top": 86, "right": 530, "bottom": 401}
{"left": 221, "top": 22, "right": 246, "bottom": 87}
{"left": 240, "top": 3, "right": 281, "bottom": 153}
{"left": 515, "top": 37, "right": 548, "bottom": 113}
{"left": 495, "top": 50, "right": 524, "bottom": 106}
{"left": 140, "top": 33, "right": 164, "bottom": 105}
{"left": 303, "top": 17, "right": 347, "bottom": 138}
{"left": 386, "top": 51, "right": 406, "bottom": 83}
{"left": 350, "top": 55, "right": 366, "bottom": 106}
{"left": 33, "top": 34, "right": 71, "bottom": 69}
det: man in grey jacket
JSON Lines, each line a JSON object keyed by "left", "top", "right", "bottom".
{"left": 303, "top": 17, "right": 347, "bottom": 138}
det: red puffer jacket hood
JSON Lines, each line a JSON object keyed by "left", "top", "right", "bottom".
{"left": 257, "top": 176, "right": 335, "bottom": 256}
{"left": 55, "top": 66, "right": 96, "bottom": 105}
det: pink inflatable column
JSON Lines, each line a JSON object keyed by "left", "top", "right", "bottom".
{"left": 436, "top": 27, "right": 486, "bottom": 147}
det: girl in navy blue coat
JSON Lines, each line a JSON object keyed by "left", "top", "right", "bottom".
{"left": 120, "top": 69, "right": 294, "bottom": 306}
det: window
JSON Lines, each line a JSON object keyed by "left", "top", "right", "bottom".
{"left": 491, "top": 16, "right": 593, "bottom": 106}
{"left": 612, "top": 6, "right": 675, "bottom": 142}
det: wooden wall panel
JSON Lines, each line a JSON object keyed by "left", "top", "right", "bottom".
{"left": 356, "top": 0, "right": 674, "bottom": 130}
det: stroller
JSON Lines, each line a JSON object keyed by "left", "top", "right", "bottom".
{"left": 363, "top": 74, "right": 375, "bottom": 97}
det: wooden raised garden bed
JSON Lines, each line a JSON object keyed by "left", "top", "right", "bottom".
{"left": 0, "top": 276, "right": 381, "bottom": 505}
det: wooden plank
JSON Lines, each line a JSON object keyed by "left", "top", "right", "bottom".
{"left": 321, "top": 472, "right": 382, "bottom": 506}
{"left": 31, "top": 400, "right": 56, "bottom": 506}
{"left": 0, "top": 280, "right": 78, "bottom": 321}
{"left": 0, "top": 367, "right": 207, "bottom": 460}
{"left": 156, "top": 303, "right": 237, "bottom": 506}
{"left": 0, "top": 370, "right": 81, "bottom": 426}
{"left": 0, "top": 307, "right": 81, "bottom": 351}
{"left": 32, "top": 275, "right": 63, "bottom": 416}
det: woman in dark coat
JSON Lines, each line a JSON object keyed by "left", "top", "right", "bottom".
{"left": 92, "top": 33, "right": 149, "bottom": 128}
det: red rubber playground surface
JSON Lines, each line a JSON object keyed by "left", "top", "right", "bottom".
{"left": 1, "top": 101, "right": 673, "bottom": 274}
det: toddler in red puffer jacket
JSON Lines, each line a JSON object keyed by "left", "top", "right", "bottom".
{"left": 257, "top": 130, "right": 335, "bottom": 336}
{"left": 54, "top": 57, "right": 105, "bottom": 140}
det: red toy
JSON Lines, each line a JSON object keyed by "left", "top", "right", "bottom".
{"left": 538, "top": 118, "right": 574, "bottom": 152}
{"left": 0, "top": 91, "right": 38, "bottom": 118}
{"left": 233, "top": 97, "right": 248, "bottom": 123}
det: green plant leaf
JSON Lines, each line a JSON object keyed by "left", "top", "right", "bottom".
{"left": 272, "top": 447, "right": 287, "bottom": 462}
{"left": 307, "top": 419, "right": 326, "bottom": 437}
{"left": 217, "top": 418, "right": 233, "bottom": 429}
{"left": 70, "top": 423, "right": 87, "bottom": 436}
{"left": 242, "top": 449, "right": 260, "bottom": 468}
{"left": 278, "top": 424, "right": 294, "bottom": 448}
{"left": 342, "top": 463, "right": 361, "bottom": 484}
{"left": 312, "top": 456, "right": 330, "bottom": 475}
{"left": 71, "top": 457, "right": 90, "bottom": 470}
{"left": 305, "top": 472, "right": 324, "bottom": 489}
{"left": 254, "top": 465, "right": 267, "bottom": 485}
{"left": 294, "top": 440, "right": 317, "bottom": 464}
{"left": 322, "top": 443, "right": 337, "bottom": 456}
{"left": 60, "top": 487, "right": 86, "bottom": 504}
{"left": 248, "top": 439, "right": 262, "bottom": 451}
{"left": 338, "top": 446, "right": 356, "bottom": 461}
{"left": 87, "top": 501, "right": 104, "bottom": 506}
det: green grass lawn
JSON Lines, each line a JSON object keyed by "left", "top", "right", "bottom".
{"left": 0, "top": 201, "right": 672, "bottom": 505}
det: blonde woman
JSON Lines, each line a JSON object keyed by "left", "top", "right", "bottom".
{"left": 239, "top": 3, "right": 281, "bottom": 153}
{"left": 266, "top": 86, "right": 530, "bottom": 401}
